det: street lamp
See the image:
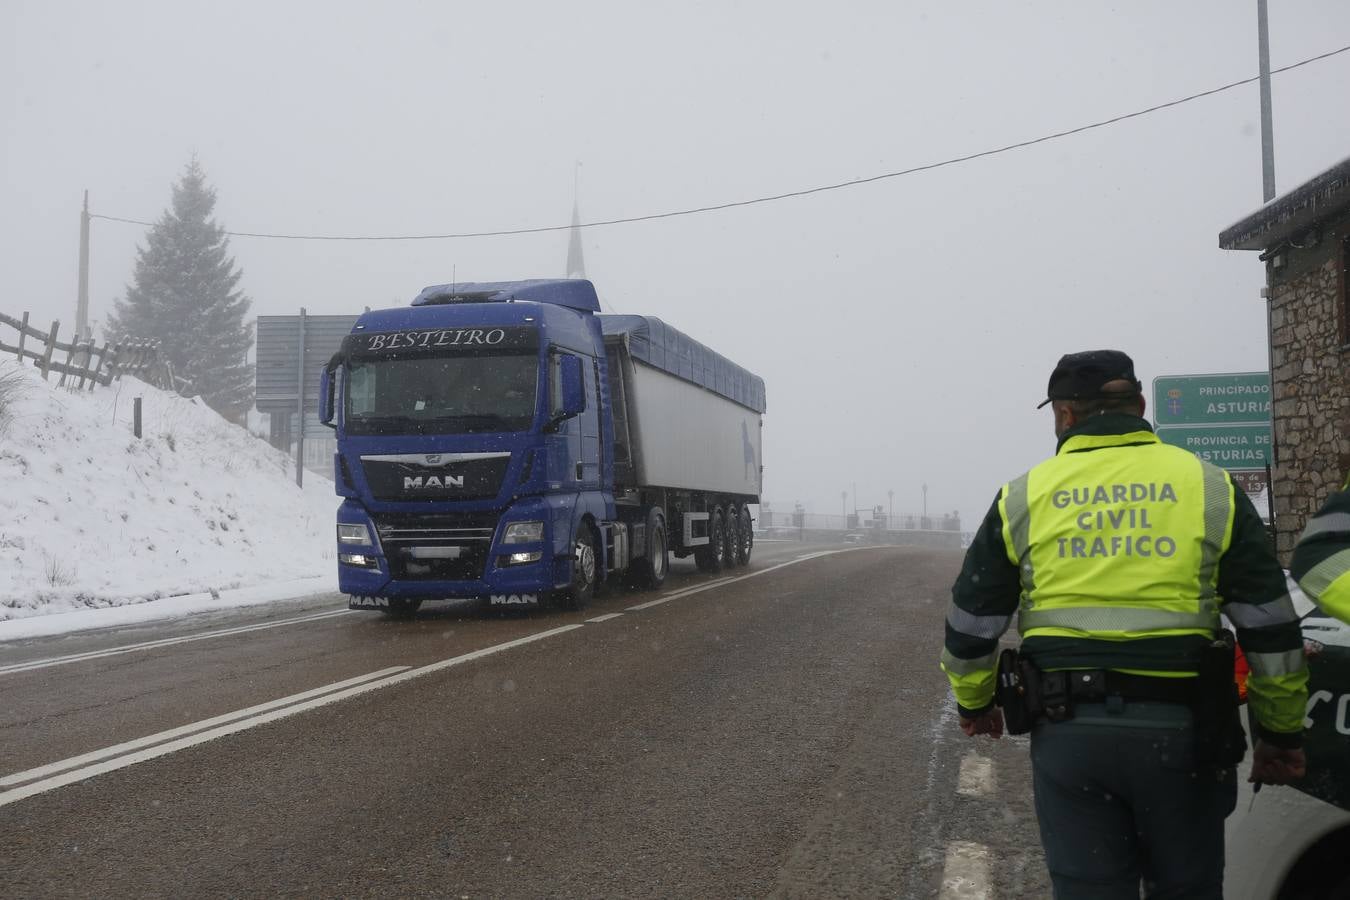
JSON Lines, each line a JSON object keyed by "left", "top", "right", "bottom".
{"left": 922, "top": 483, "right": 929, "bottom": 522}
{"left": 888, "top": 489, "right": 894, "bottom": 529}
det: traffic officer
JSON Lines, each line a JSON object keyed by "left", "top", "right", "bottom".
{"left": 1291, "top": 472, "right": 1350, "bottom": 622}
{"left": 941, "top": 350, "right": 1308, "bottom": 899}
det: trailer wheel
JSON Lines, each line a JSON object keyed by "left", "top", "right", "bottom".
{"left": 736, "top": 503, "right": 754, "bottom": 566}
{"left": 695, "top": 509, "right": 725, "bottom": 572}
{"left": 723, "top": 506, "right": 741, "bottom": 567}
{"left": 630, "top": 513, "right": 668, "bottom": 590}
{"left": 382, "top": 598, "right": 422, "bottom": 617}
{"left": 557, "top": 526, "right": 598, "bottom": 611}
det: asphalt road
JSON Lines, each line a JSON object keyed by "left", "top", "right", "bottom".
{"left": 0, "top": 542, "right": 1049, "bottom": 898}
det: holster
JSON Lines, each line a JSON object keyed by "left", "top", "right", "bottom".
{"left": 1194, "top": 629, "right": 1248, "bottom": 771}
{"left": 996, "top": 649, "right": 1050, "bottom": 735}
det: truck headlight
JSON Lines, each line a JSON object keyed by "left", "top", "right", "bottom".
{"left": 338, "top": 523, "right": 372, "bottom": 545}
{"left": 501, "top": 551, "right": 543, "bottom": 566}
{"left": 502, "top": 521, "right": 544, "bottom": 544}
{"left": 340, "top": 553, "right": 378, "bottom": 568}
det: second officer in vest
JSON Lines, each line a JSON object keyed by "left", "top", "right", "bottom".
{"left": 941, "top": 350, "right": 1308, "bottom": 900}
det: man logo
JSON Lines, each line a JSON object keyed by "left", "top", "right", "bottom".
{"left": 349, "top": 595, "right": 388, "bottom": 608}
{"left": 489, "top": 594, "right": 539, "bottom": 605}
{"left": 425, "top": 454, "right": 442, "bottom": 465}
{"left": 404, "top": 474, "right": 465, "bottom": 489}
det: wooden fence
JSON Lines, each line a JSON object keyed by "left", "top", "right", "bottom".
{"left": 0, "top": 311, "right": 183, "bottom": 392}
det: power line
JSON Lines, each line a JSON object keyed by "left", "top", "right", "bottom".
{"left": 90, "top": 43, "right": 1350, "bottom": 242}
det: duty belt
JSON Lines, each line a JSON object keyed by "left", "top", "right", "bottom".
{"left": 1059, "top": 669, "right": 1200, "bottom": 706}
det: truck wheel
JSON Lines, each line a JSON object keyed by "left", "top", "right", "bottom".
{"left": 557, "top": 527, "right": 598, "bottom": 611}
{"left": 382, "top": 598, "right": 422, "bottom": 617}
{"left": 695, "top": 509, "right": 726, "bottom": 573}
{"left": 630, "top": 513, "right": 668, "bottom": 590}
{"left": 723, "top": 506, "right": 741, "bottom": 567}
{"left": 736, "top": 503, "right": 754, "bottom": 566}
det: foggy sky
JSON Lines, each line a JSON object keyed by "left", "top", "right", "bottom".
{"left": 4, "top": 1, "right": 1350, "bottom": 528}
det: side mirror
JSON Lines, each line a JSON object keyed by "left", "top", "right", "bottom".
{"left": 550, "top": 354, "right": 586, "bottom": 423}
{"left": 319, "top": 354, "right": 340, "bottom": 428}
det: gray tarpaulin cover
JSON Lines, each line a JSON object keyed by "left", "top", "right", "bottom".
{"left": 600, "top": 315, "right": 766, "bottom": 414}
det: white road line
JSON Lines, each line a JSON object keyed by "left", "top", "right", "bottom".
{"left": 0, "top": 624, "right": 583, "bottom": 809}
{"left": 939, "top": 841, "right": 993, "bottom": 900}
{"left": 585, "top": 613, "right": 623, "bottom": 623}
{"left": 0, "top": 608, "right": 354, "bottom": 677}
{"left": 622, "top": 548, "right": 878, "bottom": 613}
{"left": 625, "top": 596, "right": 677, "bottom": 611}
{"left": 624, "top": 577, "right": 735, "bottom": 611}
{"left": 956, "top": 752, "right": 995, "bottom": 798}
{"left": 0, "top": 666, "right": 410, "bottom": 789}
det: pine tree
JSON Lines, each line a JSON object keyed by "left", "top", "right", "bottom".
{"left": 108, "top": 158, "right": 253, "bottom": 420}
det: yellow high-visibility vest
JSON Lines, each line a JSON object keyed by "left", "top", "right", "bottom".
{"left": 1000, "top": 429, "right": 1231, "bottom": 653}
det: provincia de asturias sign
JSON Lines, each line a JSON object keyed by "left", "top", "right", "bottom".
{"left": 1152, "top": 371, "right": 1272, "bottom": 477}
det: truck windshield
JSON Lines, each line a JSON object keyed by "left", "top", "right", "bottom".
{"left": 344, "top": 352, "right": 539, "bottom": 435}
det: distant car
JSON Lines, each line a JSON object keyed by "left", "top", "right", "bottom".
{"left": 1225, "top": 581, "right": 1350, "bottom": 900}
{"left": 842, "top": 532, "right": 867, "bottom": 544}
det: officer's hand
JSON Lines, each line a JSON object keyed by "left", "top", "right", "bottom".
{"left": 1249, "top": 740, "right": 1307, "bottom": 786}
{"left": 959, "top": 708, "right": 1004, "bottom": 740}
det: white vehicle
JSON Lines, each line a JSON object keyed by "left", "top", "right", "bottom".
{"left": 1225, "top": 587, "right": 1350, "bottom": 899}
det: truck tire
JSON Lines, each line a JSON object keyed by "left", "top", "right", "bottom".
{"left": 695, "top": 509, "right": 727, "bottom": 573}
{"left": 736, "top": 503, "right": 754, "bottom": 566}
{"left": 382, "top": 598, "right": 422, "bottom": 617}
{"left": 629, "top": 511, "right": 669, "bottom": 590}
{"left": 556, "top": 526, "right": 598, "bottom": 611}
{"left": 723, "top": 506, "right": 741, "bottom": 567}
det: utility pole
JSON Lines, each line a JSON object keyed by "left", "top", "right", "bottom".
{"left": 295, "top": 308, "right": 307, "bottom": 488}
{"left": 1257, "top": 0, "right": 1276, "bottom": 203}
{"left": 1257, "top": 0, "right": 1280, "bottom": 482}
{"left": 76, "top": 191, "right": 91, "bottom": 342}
{"left": 922, "top": 483, "right": 929, "bottom": 524}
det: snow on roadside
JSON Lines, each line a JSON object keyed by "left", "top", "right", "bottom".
{"left": 0, "top": 359, "right": 338, "bottom": 622}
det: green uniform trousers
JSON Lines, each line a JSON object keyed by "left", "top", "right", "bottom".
{"left": 1030, "top": 701, "right": 1237, "bottom": 900}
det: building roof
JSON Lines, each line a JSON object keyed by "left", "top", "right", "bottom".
{"left": 1219, "top": 155, "right": 1350, "bottom": 251}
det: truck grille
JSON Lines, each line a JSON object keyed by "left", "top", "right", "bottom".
{"left": 362, "top": 453, "right": 511, "bottom": 502}
{"left": 373, "top": 513, "right": 496, "bottom": 582}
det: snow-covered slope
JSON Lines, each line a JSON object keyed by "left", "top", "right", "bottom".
{"left": 0, "top": 359, "right": 337, "bottom": 621}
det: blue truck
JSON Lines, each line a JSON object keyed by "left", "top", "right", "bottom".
{"left": 319, "top": 279, "right": 766, "bottom": 614}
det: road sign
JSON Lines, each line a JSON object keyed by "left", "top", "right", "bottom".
{"left": 1152, "top": 372, "right": 1271, "bottom": 426}
{"left": 255, "top": 314, "right": 359, "bottom": 417}
{"left": 1230, "top": 469, "right": 1269, "bottom": 497}
{"left": 1155, "top": 424, "right": 1272, "bottom": 470}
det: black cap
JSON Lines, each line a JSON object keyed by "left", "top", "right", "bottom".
{"left": 1037, "top": 350, "right": 1142, "bottom": 409}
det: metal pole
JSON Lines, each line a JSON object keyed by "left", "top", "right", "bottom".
{"left": 1265, "top": 460, "right": 1277, "bottom": 550}
{"left": 295, "top": 307, "right": 307, "bottom": 487}
{"left": 133, "top": 396, "right": 142, "bottom": 439}
{"left": 76, "top": 191, "right": 90, "bottom": 342}
{"left": 923, "top": 484, "right": 929, "bottom": 523}
{"left": 1257, "top": 1, "right": 1281, "bottom": 544}
{"left": 1257, "top": 0, "right": 1276, "bottom": 203}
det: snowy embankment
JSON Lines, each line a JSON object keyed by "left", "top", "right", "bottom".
{"left": 0, "top": 359, "right": 338, "bottom": 627}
